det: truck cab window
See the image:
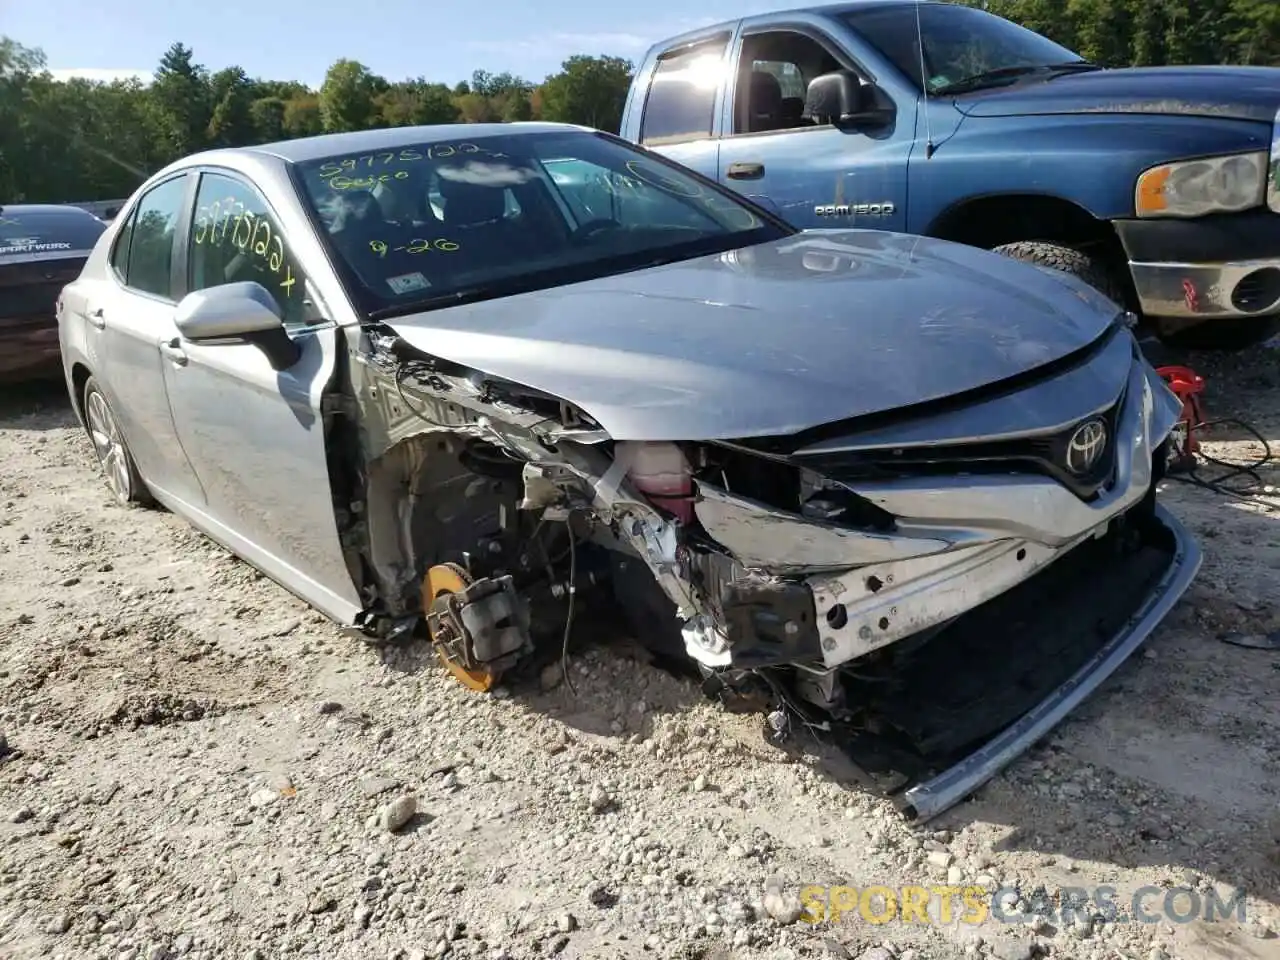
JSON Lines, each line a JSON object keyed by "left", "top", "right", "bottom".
{"left": 640, "top": 38, "right": 728, "bottom": 145}
{"left": 733, "top": 32, "right": 844, "bottom": 135}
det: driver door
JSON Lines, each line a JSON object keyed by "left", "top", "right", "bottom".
{"left": 159, "top": 168, "right": 363, "bottom": 624}
{"left": 716, "top": 26, "right": 913, "bottom": 232}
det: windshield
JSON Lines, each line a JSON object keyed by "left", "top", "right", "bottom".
{"left": 0, "top": 207, "right": 106, "bottom": 258}
{"left": 843, "top": 3, "right": 1086, "bottom": 95}
{"left": 294, "top": 130, "right": 788, "bottom": 316}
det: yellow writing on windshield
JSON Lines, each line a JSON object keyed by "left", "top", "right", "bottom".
{"left": 369, "top": 238, "right": 460, "bottom": 257}
{"left": 193, "top": 196, "right": 297, "bottom": 297}
{"left": 318, "top": 142, "right": 508, "bottom": 179}
{"left": 329, "top": 172, "right": 410, "bottom": 190}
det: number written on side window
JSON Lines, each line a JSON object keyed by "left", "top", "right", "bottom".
{"left": 640, "top": 38, "right": 728, "bottom": 145}
{"left": 188, "top": 172, "right": 313, "bottom": 327}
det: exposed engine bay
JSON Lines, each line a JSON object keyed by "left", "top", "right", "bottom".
{"left": 336, "top": 321, "right": 1199, "bottom": 821}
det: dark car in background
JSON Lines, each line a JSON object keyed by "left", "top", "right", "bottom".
{"left": 1, "top": 203, "right": 107, "bottom": 382}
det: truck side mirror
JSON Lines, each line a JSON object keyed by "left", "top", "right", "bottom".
{"left": 803, "top": 70, "right": 894, "bottom": 128}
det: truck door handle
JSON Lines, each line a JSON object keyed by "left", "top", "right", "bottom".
{"left": 87, "top": 307, "right": 105, "bottom": 330}
{"left": 160, "top": 338, "right": 188, "bottom": 366}
{"left": 727, "top": 162, "right": 765, "bottom": 180}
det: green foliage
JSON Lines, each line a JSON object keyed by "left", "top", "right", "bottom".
{"left": 6, "top": 0, "right": 1280, "bottom": 203}
{"left": 963, "top": 0, "right": 1280, "bottom": 66}
{"left": 539, "top": 55, "right": 633, "bottom": 133}
{"left": 319, "top": 59, "right": 386, "bottom": 133}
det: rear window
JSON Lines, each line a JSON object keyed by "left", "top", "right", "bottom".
{"left": 0, "top": 208, "right": 106, "bottom": 257}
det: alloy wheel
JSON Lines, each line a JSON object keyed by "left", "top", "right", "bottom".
{"left": 85, "top": 388, "right": 132, "bottom": 503}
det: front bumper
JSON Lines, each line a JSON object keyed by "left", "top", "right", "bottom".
{"left": 690, "top": 332, "right": 1198, "bottom": 819}
{"left": 1115, "top": 211, "right": 1280, "bottom": 320}
{"left": 898, "top": 502, "right": 1200, "bottom": 822}
{"left": 803, "top": 344, "right": 1181, "bottom": 668}
{"left": 696, "top": 335, "right": 1183, "bottom": 670}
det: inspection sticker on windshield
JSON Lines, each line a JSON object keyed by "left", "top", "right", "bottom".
{"left": 387, "top": 272, "right": 431, "bottom": 295}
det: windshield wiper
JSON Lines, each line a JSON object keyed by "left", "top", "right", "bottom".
{"left": 932, "top": 61, "right": 1099, "bottom": 96}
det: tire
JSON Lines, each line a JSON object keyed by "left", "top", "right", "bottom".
{"left": 995, "top": 240, "right": 1280, "bottom": 351}
{"left": 1151, "top": 315, "right": 1280, "bottom": 352}
{"left": 992, "top": 241, "right": 1128, "bottom": 306}
{"left": 82, "top": 377, "right": 154, "bottom": 508}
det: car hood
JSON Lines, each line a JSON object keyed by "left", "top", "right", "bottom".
{"left": 954, "top": 66, "right": 1280, "bottom": 123}
{"left": 382, "top": 230, "right": 1123, "bottom": 442}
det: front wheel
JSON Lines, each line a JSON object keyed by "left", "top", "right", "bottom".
{"left": 991, "top": 241, "right": 1128, "bottom": 306}
{"left": 993, "top": 240, "right": 1280, "bottom": 351}
{"left": 82, "top": 377, "right": 154, "bottom": 507}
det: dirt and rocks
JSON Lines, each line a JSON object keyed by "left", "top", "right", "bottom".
{"left": 1, "top": 350, "right": 1278, "bottom": 960}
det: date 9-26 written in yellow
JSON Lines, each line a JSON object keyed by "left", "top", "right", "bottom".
{"left": 370, "top": 239, "right": 460, "bottom": 257}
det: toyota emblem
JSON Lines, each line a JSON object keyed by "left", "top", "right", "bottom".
{"left": 1065, "top": 419, "right": 1108, "bottom": 476}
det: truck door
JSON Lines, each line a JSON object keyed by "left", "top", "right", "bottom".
{"left": 716, "top": 23, "right": 914, "bottom": 233}
{"left": 629, "top": 33, "right": 734, "bottom": 181}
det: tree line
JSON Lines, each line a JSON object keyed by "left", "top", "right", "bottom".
{"left": 3, "top": 0, "right": 1280, "bottom": 204}
{"left": 0, "top": 39, "right": 633, "bottom": 204}
{"left": 970, "top": 0, "right": 1280, "bottom": 67}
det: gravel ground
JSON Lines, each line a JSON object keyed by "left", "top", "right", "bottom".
{"left": 1, "top": 350, "right": 1278, "bottom": 960}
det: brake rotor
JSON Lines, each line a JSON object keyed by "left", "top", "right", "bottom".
{"left": 422, "top": 562, "right": 496, "bottom": 692}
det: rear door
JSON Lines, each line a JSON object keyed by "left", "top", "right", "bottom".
{"left": 630, "top": 32, "right": 735, "bottom": 181}
{"left": 89, "top": 176, "right": 209, "bottom": 508}
{"left": 715, "top": 19, "right": 914, "bottom": 232}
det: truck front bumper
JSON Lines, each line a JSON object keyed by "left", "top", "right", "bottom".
{"left": 1115, "top": 210, "right": 1280, "bottom": 320}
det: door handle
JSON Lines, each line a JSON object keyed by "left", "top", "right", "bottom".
{"left": 727, "top": 162, "right": 765, "bottom": 180}
{"left": 87, "top": 307, "right": 105, "bottom": 330}
{"left": 160, "top": 338, "right": 188, "bottom": 366}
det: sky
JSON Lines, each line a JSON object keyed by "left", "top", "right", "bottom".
{"left": 2, "top": 0, "right": 794, "bottom": 89}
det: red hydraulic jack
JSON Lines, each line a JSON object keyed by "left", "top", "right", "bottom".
{"left": 1155, "top": 365, "right": 1206, "bottom": 474}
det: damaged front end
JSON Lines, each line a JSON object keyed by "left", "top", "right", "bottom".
{"left": 343, "top": 319, "right": 1199, "bottom": 822}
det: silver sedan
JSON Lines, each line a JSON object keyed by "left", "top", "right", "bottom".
{"left": 57, "top": 122, "right": 1199, "bottom": 821}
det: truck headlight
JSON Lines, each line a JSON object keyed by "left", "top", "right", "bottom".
{"left": 1135, "top": 152, "right": 1266, "bottom": 219}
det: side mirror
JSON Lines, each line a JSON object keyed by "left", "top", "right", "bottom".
{"left": 174, "top": 281, "right": 301, "bottom": 371}
{"left": 803, "top": 70, "right": 894, "bottom": 128}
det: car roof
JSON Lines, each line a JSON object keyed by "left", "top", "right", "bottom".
{"left": 0, "top": 203, "right": 101, "bottom": 217}
{"left": 202, "top": 121, "right": 595, "bottom": 167}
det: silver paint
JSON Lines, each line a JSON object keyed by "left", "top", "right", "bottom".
{"left": 384, "top": 229, "right": 1124, "bottom": 441}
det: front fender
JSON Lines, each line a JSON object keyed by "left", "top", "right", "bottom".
{"left": 911, "top": 113, "right": 1271, "bottom": 232}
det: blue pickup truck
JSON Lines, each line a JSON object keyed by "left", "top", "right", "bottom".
{"left": 618, "top": 0, "right": 1280, "bottom": 350}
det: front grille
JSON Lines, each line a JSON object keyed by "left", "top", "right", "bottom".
{"left": 798, "top": 395, "right": 1125, "bottom": 501}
